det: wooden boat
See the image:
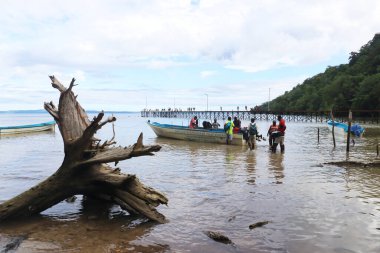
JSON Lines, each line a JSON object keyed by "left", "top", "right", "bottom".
{"left": 147, "top": 121, "right": 245, "bottom": 145}
{"left": 0, "top": 121, "right": 56, "bottom": 135}
{"left": 327, "top": 120, "right": 364, "bottom": 137}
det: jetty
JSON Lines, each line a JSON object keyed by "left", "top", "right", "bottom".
{"left": 141, "top": 109, "right": 380, "bottom": 123}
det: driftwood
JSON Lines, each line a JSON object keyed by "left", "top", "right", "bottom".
{"left": 0, "top": 76, "right": 168, "bottom": 223}
{"left": 326, "top": 161, "right": 380, "bottom": 168}
{"left": 204, "top": 231, "right": 233, "bottom": 244}
{"left": 249, "top": 221, "right": 269, "bottom": 230}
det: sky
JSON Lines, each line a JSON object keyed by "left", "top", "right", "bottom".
{"left": 0, "top": 0, "right": 379, "bottom": 112}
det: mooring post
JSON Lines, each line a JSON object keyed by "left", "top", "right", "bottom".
{"left": 346, "top": 110, "right": 352, "bottom": 153}
{"left": 317, "top": 127, "right": 320, "bottom": 144}
{"left": 331, "top": 110, "right": 336, "bottom": 148}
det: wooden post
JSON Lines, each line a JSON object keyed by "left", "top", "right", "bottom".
{"left": 317, "top": 127, "right": 320, "bottom": 144}
{"left": 346, "top": 110, "right": 352, "bottom": 153}
{"left": 331, "top": 110, "right": 336, "bottom": 148}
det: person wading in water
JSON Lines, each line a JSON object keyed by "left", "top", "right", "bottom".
{"left": 272, "top": 115, "right": 286, "bottom": 153}
{"left": 248, "top": 118, "right": 258, "bottom": 150}
{"left": 224, "top": 116, "right": 235, "bottom": 145}
{"left": 267, "top": 120, "right": 277, "bottom": 149}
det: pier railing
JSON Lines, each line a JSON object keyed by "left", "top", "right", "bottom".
{"left": 141, "top": 109, "right": 380, "bottom": 123}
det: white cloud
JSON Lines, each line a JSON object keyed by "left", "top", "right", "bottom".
{"left": 0, "top": 0, "right": 379, "bottom": 110}
{"left": 2, "top": 0, "right": 379, "bottom": 70}
{"left": 200, "top": 71, "right": 216, "bottom": 78}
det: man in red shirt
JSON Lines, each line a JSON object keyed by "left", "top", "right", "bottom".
{"left": 189, "top": 116, "right": 198, "bottom": 129}
{"left": 272, "top": 115, "right": 286, "bottom": 153}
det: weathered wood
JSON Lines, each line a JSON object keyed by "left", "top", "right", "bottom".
{"left": 204, "top": 231, "right": 232, "bottom": 244}
{"left": 249, "top": 221, "right": 270, "bottom": 229}
{"left": 331, "top": 110, "right": 336, "bottom": 148}
{"left": 317, "top": 127, "right": 320, "bottom": 144}
{"left": 346, "top": 110, "right": 352, "bottom": 153}
{"left": 0, "top": 76, "right": 167, "bottom": 223}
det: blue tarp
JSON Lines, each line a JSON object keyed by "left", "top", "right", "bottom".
{"left": 327, "top": 120, "right": 364, "bottom": 137}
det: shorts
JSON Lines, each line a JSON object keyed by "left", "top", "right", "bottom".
{"left": 274, "top": 136, "right": 284, "bottom": 145}
{"left": 226, "top": 134, "right": 233, "bottom": 141}
{"left": 249, "top": 135, "right": 256, "bottom": 144}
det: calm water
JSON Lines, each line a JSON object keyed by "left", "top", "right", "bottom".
{"left": 0, "top": 113, "right": 380, "bottom": 253}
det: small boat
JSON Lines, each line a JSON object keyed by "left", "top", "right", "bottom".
{"left": 0, "top": 121, "right": 56, "bottom": 135}
{"left": 147, "top": 121, "right": 245, "bottom": 145}
{"left": 327, "top": 120, "right": 364, "bottom": 137}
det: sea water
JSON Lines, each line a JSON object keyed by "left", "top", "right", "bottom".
{"left": 0, "top": 112, "right": 379, "bottom": 253}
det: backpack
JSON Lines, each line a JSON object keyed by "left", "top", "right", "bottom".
{"left": 203, "top": 121, "right": 212, "bottom": 129}
{"left": 249, "top": 123, "right": 258, "bottom": 135}
{"left": 224, "top": 122, "right": 231, "bottom": 132}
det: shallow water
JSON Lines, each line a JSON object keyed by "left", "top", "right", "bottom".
{"left": 0, "top": 113, "right": 380, "bottom": 253}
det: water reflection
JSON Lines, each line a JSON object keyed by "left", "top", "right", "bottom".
{"left": 245, "top": 151, "right": 257, "bottom": 185}
{"left": 268, "top": 153, "right": 284, "bottom": 184}
{"left": 0, "top": 198, "right": 168, "bottom": 253}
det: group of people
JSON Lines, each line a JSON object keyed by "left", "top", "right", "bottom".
{"left": 189, "top": 116, "right": 221, "bottom": 129}
{"left": 224, "top": 115, "right": 286, "bottom": 152}
{"left": 189, "top": 115, "right": 286, "bottom": 153}
{"left": 266, "top": 115, "right": 286, "bottom": 153}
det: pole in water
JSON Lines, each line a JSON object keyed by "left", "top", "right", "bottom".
{"left": 330, "top": 110, "right": 336, "bottom": 148}
{"left": 317, "top": 127, "right": 320, "bottom": 144}
{"left": 346, "top": 110, "right": 352, "bottom": 153}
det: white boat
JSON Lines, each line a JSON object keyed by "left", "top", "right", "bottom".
{"left": 147, "top": 121, "right": 245, "bottom": 145}
{"left": 0, "top": 121, "right": 56, "bottom": 135}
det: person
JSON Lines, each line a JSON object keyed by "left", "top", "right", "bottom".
{"left": 202, "top": 120, "right": 212, "bottom": 129}
{"left": 224, "top": 116, "right": 235, "bottom": 144}
{"left": 212, "top": 118, "right": 220, "bottom": 129}
{"left": 233, "top": 116, "right": 241, "bottom": 133}
{"left": 272, "top": 115, "right": 286, "bottom": 153}
{"left": 189, "top": 116, "right": 198, "bottom": 129}
{"left": 248, "top": 118, "right": 258, "bottom": 150}
{"left": 267, "top": 120, "right": 278, "bottom": 148}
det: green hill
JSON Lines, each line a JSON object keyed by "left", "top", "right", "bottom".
{"left": 263, "top": 34, "right": 380, "bottom": 112}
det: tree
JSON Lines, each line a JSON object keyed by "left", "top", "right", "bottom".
{"left": 263, "top": 34, "right": 380, "bottom": 112}
{"left": 0, "top": 76, "right": 168, "bottom": 223}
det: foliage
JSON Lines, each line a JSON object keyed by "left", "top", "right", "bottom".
{"left": 263, "top": 34, "right": 380, "bottom": 111}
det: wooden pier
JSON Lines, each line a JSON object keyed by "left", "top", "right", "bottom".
{"left": 141, "top": 109, "right": 380, "bottom": 123}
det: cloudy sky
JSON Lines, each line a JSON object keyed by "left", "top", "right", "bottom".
{"left": 0, "top": 0, "right": 379, "bottom": 111}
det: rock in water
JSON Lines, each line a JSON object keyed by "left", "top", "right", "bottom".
{"left": 204, "top": 231, "right": 232, "bottom": 244}
{"left": 249, "top": 221, "right": 270, "bottom": 230}
{"left": 0, "top": 235, "right": 26, "bottom": 252}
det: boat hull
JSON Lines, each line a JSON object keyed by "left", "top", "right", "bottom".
{"left": 0, "top": 121, "right": 56, "bottom": 135}
{"left": 148, "top": 122, "right": 245, "bottom": 146}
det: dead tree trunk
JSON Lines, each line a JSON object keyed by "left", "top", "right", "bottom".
{"left": 0, "top": 76, "right": 168, "bottom": 223}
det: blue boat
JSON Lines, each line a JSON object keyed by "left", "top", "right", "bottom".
{"left": 0, "top": 121, "right": 56, "bottom": 135}
{"left": 327, "top": 120, "right": 364, "bottom": 137}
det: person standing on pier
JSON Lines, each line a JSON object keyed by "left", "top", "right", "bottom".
{"left": 189, "top": 116, "right": 198, "bottom": 129}
{"left": 224, "top": 116, "right": 235, "bottom": 145}
{"left": 272, "top": 115, "right": 286, "bottom": 153}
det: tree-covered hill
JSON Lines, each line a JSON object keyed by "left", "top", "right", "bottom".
{"left": 262, "top": 34, "right": 380, "bottom": 112}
